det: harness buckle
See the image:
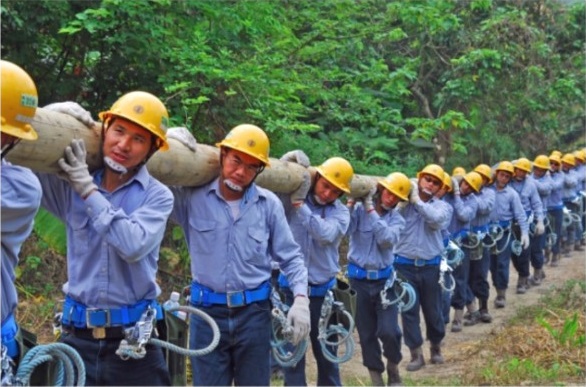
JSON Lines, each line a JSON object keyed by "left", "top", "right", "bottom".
{"left": 86, "top": 308, "right": 111, "bottom": 328}
{"left": 226, "top": 291, "right": 245, "bottom": 308}
{"left": 366, "top": 270, "right": 379, "bottom": 280}
{"left": 413, "top": 258, "right": 425, "bottom": 267}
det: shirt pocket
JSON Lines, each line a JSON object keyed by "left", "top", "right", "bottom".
{"left": 242, "top": 227, "right": 269, "bottom": 265}
{"left": 188, "top": 218, "right": 218, "bottom": 255}
{"left": 69, "top": 210, "right": 90, "bottom": 257}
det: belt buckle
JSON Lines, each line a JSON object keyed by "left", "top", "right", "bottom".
{"left": 226, "top": 291, "right": 245, "bottom": 308}
{"left": 366, "top": 270, "right": 378, "bottom": 280}
{"left": 414, "top": 258, "right": 425, "bottom": 267}
{"left": 86, "top": 308, "right": 110, "bottom": 339}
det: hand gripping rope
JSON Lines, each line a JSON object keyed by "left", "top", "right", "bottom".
{"left": 1, "top": 342, "right": 85, "bottom": 386}
{"left": 115, "top": 305, "right": 220, "bottom": 361}
{"left": 438, "top": 257, "right": 456, "bottom": 292}
{"left": 317, "top": 290, "right": 355, "bottom": 364}
{"left": 269, "top": 289, "right": 308, "bottom": 368}
{"left": 379, "top": 271, "right": 416, "bottom": 313}
{"left": 443, "top": 240, "right": 464, "bottom": 268}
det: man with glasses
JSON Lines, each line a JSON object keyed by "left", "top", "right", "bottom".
{"left": 166, "top": 125, "right": 310, "bottom": 386}
{"left": 393, "top": 164, "right": 452, "bottom": 372}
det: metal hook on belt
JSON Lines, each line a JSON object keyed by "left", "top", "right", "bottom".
{"left": 1, "top": 345, "right": 18, "bottom": 386}
{"left": 380, "top": 271, "right": 405, "bottom": 309}
{"left": 318, "top": 290, "right": 355, "bottom": 364}
{"left": 116, "top": 307, "right": 157, "bottom": 360}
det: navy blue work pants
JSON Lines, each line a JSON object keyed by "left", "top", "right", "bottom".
{"left": 490, "top": 231, "right": 512, "bottom": 290}
{"left": 350, "top": 278, "right": 402, "bottom": 372}
{"left": 395, "top": 264, "right": 445, "bottom": 349}
{"left": 189, "top": 300, "right": 271, "bottom": 386}
{"left": 60, "top": 332, "right": 170, "bottom": 386}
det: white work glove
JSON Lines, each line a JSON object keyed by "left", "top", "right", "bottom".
{"left": 166, "top": 127, "right": 197, "bottom": 152}
{"left": 280, "top": 150, "right": 310, "bottom": 168}
{"left": 521, "top": 233, "right": 530, "bottom": 250}
{"left": 535, "top": 219, "right": 545, "bottom": 235}
{"left": 287, "top": 296, "right": 310, "bottom": 346}
{"left": 409, "top": 180, "right": 420, "bottom": 204}
{"left": 58, "top": 139, "right": 97, "bottom": 198}
{"left": 44, "top": 102, "right": 95, "bottom": 128}
{"left": 451, "top": 177, "right": 460, "bottom": 195}
{"left": 364, "top": 184, "right": 376, "bottom": 212}
{"left": 291, "top": 170, "right": 311, "bottom": 206}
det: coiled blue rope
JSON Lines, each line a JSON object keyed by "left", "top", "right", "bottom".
{"left": 15, "top": 343, "right": 85, "bottom": 386}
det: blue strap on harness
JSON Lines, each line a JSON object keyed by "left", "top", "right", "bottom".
{"left": 1, "top": 314, "right": 19, "bottom": 357}
{"left": 61, "top": 296, "right": 163, "bottom": 328}
{"left": 347, "top": 262, "right": 393, "bottom": 280}
{"left": 278, "top": 274, "right": 336, "bottom": 297}
{"left": 394, "top": 255, "right": 442, "bottom": 267}
{"left": 190, "top": 281, "right": 271, "bottom": 307}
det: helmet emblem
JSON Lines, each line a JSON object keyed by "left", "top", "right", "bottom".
{"left": 133, "top": 105, "right": 144, "bottom": 114}
{"left": 247, "top": 139, "right": 256, "bottom": 148}
{"left": 334, "top": 172, "right": 340, "bottom": 178}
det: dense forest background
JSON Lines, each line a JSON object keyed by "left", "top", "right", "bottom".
{"left": 2, "top": 0, "right": 585, "bottom": 177}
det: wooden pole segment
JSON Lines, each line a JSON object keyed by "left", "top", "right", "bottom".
{"left": 6, "top": 108, "right": 377, "bottom": 197}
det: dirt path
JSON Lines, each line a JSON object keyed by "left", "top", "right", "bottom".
{"left": 304, "top": 249, "right": 586, "bottom": 385}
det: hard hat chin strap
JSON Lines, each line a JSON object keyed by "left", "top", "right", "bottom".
{"left": 0, "top": 138, "right": 20, "bottom": 159}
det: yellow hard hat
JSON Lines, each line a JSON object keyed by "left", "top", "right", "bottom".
{"left": 378, "top": 172, "right": 410, "bottom": 201}
{"left": 533, "top": 155, "right": 550, "bottom": 170}
{"left": 216, "top": 124, "right": 271, "bottom": 166}
{"left": 452, "top": 166, "right": 466, "bottom": 177}
{"left": 1, "top": 60, "right": 38, "bottom": 140}
{"left": 513, "top": 157, "right": 532, "bottom": 173}
{"left": 495, "top": 161, "right": 514, "bottom": 175}
{"left": 550, "top": 150, "right": 562, "bottom": 158}
{"left": 417, "top": 164, "right": 445, "bottom": 184}
{"left": 463, "top": 171, "right": 483, "bottom": 193}
{"left": 574, "top": 150, "right": 585, "bottom": 162}
{"left": 561, "top": 153, "right": 575, "bottom": 166}
{"left": 442, "top": 171, "right": 452, "bottom": 192}
{"left": 99, "top": 91, "right": 170, "bottom": 151}
{"left": 549, "top": 153, "right": 562, "bottom": 164}
{"left": 474, "top": 164, "right": 493, "bottom": 183}
{"left": 315, "top": 157, "right": 353, "bottom": 194}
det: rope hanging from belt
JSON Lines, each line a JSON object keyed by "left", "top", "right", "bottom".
{"left": 1, "top": 342, "right": 86, "bottom": 386}
{"left": 269, "top": 289, "right": 308, "bottom": 368}
{"left": 380, "top": 271, "right": 416, "bottom": 312}
{"left": 317, "top": 290, "right": 355, "bottom": 364}
{"left": 115, "top": 305, "right": 220, "bottom": 360}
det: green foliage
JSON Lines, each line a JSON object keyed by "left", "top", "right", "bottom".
{"left": 1, "top": 0, "right": 584, "bottom": 173}
{"left": 538, "top": 313, "right": 585, "bottom": 348}
{"left": 33, "top": 209, "right": 66, "bottom": 256}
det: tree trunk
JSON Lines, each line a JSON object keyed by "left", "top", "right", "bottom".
{"left": 6, "top": 108, "right": 376, "bottom": 197}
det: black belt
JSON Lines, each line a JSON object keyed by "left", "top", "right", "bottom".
{"left": 63, "top": 325, "right": 126, "bottom": 340}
